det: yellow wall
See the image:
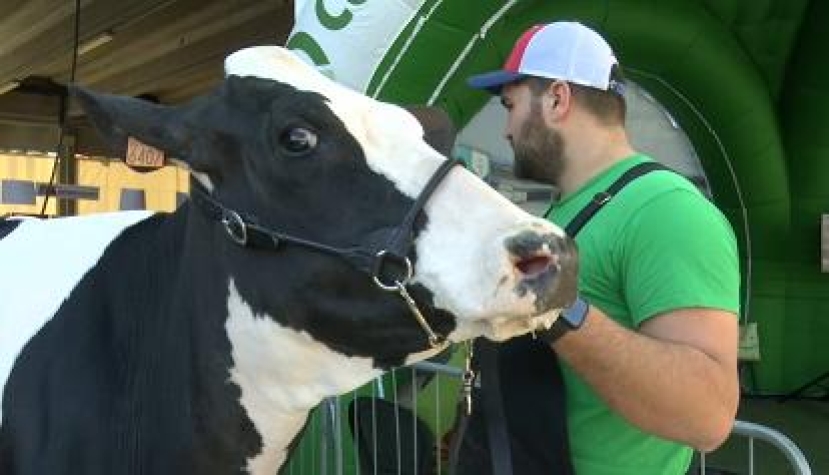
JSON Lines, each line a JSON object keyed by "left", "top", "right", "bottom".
{"left": 76, "top": 158, "right": 189, "bottom": 214}
{"left": 1, "top": 153, "right": 189, "bottom": 217}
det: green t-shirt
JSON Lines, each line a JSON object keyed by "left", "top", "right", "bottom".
{"left": 544, "top": 155, "right": 740, "bottom": 475}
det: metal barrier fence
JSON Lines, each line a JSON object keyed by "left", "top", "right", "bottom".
{"left": 283, "top": 347, "right": 814, "bottom": 475}
{"left": 700, "top": 420, "right": 813, "bottom": 475}
{"left": 282, "top": 349, "right": 464, "bottom": 475}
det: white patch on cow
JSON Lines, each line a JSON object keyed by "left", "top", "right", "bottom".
{"left": 413, "top": 172, "right": 567, "bottom": 341}
{"left": 0, "top": 211, "right": 153, "bottom": 419}
{"left": 225, "top": 47, "right": 432, "bottom": 198}
{"left": 225, "top": 47, "right": 569, "bottom": 344}
{"left": 224, "top": 281, "right": 382, "bottom": 475}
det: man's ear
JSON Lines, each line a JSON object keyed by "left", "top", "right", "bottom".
{"left": 546, "top": 80, "right": 572, "bottom": 118}
{"left": 546, "top": 80, "right": 566, "bottom": 108}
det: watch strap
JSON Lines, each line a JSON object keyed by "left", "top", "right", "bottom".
{"left": 536, "top": 296, "right": 589, "bottom": 344}
{"left": 536, "top": 317, "right": 571, "bottom": 345}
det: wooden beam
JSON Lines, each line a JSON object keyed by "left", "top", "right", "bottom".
{"left": 0, "top": 123, "right": 61, "bottom": 152}
{"left": 0, "top": 0, "right": 177, "bottom": 88}
{"left": 77, "top": 0, "right": 287, "bottom": 85}
{"left": 0, "top": 90, "right": 62, "bottom": 125}
{"left": 90, "top": 7, "right": 292, "bottom": 99}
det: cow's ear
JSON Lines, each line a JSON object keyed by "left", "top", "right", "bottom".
{"left": 70, "top": 85, "right": 192, "bottom": 165}
{"left": 405, "top": 105, "right": 457, "bottom": 157}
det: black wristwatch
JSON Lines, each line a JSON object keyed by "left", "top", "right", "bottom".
{"left": 536, "top": 296, "right": 590, "bottom": 344}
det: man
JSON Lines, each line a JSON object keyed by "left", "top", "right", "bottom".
{"left": 464, "top": 21, "right": 740, "bottom": 474}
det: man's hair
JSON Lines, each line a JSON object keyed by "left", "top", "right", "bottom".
{"left": 525, "top": 65, "right": 627, "bottom": 125}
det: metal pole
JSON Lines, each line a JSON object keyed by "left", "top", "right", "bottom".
{"left": 57, "top": 133, "right": 76, "bottom": 216}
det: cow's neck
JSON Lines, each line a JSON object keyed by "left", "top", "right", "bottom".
{"left": 221, "top": 282, "right": 384, "bottom": 473}
{"left": 181, "top": 210, "right": 384, "bottom": 474}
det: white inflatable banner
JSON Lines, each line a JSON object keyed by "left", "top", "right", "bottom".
{"left": 287, "top": 0, "right": 428, "bottom": 93}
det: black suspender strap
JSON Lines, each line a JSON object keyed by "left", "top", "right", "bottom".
{"left": 478, "top": 339, "right": 514, "bottom": 475}
{"left": 563, "top": 161, "right": 669, "bottom": 237}
{"left": 456, "top": 161, "right": 671, "bottom": 475}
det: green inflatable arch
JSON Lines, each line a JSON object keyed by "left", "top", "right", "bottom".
{"left": 282, "top": 0, "right": 828, "bottom": 471}
{"left": 363, "top": 0, "right": 827, "bottom": 394}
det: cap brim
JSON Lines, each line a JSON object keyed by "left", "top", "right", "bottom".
{"left": 466, "top": 70, "right": 525, "bottom": 94}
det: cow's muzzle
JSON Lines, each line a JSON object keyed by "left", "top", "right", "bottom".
{"left": 506, "top": 231, "right": 579, "bottom": 313}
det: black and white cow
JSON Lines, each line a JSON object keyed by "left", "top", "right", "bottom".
{"left": 0, "top": 46, "right": 577, "bottom": 475}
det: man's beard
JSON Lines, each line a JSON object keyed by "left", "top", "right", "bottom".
{"left": 512, "top": 101, "right": 565, "bottom": 186}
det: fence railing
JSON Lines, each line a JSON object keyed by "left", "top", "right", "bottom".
{"left": 284, "top": 348, "right": 814, "bottom": 475}
{"left": 699, "top": 420, "right": 813, "bottom": 475}
{"left": 282, "top": 350, "right": 464, "bottom": 474}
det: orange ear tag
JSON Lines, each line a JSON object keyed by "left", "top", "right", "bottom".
{"left": 125, "top": 137, "right": 165, "bottom": 170}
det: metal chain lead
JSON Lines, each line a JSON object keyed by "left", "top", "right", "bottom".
{"left": 461, "top": 341, "right": 475, "bottom": 415}
{"left": 394, "top": 281, "right": 445, "bottom": 348}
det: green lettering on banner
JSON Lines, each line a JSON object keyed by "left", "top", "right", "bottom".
{"left": 316, "top": 0, "right": 352, "bottom": 30}
{"left": 286, "top": 31, "right": 332, "bottom": 69}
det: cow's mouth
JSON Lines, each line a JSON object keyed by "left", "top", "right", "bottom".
{"left": 479, "top": 309, "right": 563, "bottom": 342}
{"left": 515, "top": 254, "right": 555, "bottom": 277}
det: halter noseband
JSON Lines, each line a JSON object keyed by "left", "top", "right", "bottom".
{"left": 190, "top": 159, "right": 459, "bottom": 349}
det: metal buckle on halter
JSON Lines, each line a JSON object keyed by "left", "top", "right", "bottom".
{"left": 221, "top": 209, "right": 248, "bottom": 246}
{"left": 395, "top": 280, "right": 446, "bottom": 349}
{"left": 372, "top": 250, "right": 413, "bottom": 291}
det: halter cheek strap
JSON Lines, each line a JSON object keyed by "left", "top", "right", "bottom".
{"left": 189, "top": 159, "right": 459, "bottom": 349}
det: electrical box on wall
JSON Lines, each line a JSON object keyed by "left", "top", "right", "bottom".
{"left": 822, "top": 215, "right": 829, "bottom": 273}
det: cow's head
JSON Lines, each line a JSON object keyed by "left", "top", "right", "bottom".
{"left": 70, "top": 47, "right": 577, "bottom": 368}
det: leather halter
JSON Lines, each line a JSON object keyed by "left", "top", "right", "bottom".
{"left": 190, "top": 159, "right": 459, "bottom": 349}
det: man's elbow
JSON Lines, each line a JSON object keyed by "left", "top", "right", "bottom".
{"left": 693, "top": 372, "right": 740, "bottom": 452}
{"left": 692, "top": 412, "right": 736, "bottom": 453}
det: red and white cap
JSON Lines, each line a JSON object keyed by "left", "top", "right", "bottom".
{"left": 467, "top": 21, "right": 623, "bottom": 95}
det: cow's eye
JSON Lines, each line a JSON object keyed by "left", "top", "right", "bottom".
{"left": 279, "top": 127, "right": 318, "bottom": 155}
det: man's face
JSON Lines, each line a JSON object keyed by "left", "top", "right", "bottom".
{"left": 501, "top": 81, "right": 565, "bottom": 186}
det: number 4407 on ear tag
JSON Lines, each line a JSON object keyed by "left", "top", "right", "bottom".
{"left": 126, "top": 137, "right": 165, "bottom": 169}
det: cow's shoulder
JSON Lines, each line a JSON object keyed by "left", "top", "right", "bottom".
{"left": 0, "top": 210, "right": 156, "bottom": 412}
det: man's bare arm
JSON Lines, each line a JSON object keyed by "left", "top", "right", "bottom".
{"left": 552, "top": 306, "right": 739, "bottom": 452}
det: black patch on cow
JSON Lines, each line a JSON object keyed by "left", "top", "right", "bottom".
{"left": 0, "top": 218, "right": 21, "bottom": 241}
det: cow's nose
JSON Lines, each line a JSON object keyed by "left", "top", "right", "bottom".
{"left": 505, "top": 230, "right": 579, "bottom": 309}
{"left": 506, "top": 230, "right": 573, "bottom": 278}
